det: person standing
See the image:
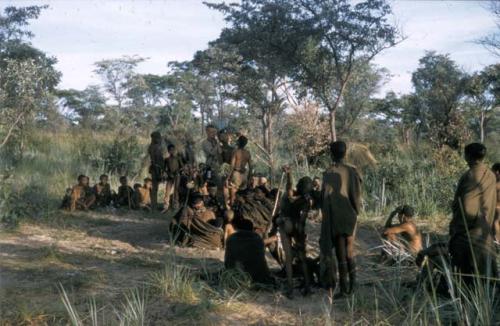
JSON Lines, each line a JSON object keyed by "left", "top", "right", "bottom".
{"left": 449, "top": 143, "right": 497, "bottom": 283}
{"left": 320, "top": 141, "right": 362, "bottom": 298}
{"left": 148, "top": 131, "right": 164, "bottom": 210}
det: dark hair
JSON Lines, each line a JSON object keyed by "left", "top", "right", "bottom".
{"left": 464, "top": 143, "right": 487, "bottom": 162}
{"left": 401, "top": 205, "right": 415, "bottom": 217}
{"left": 205, "top": 124, "right": 217, "bottom": 130}
{"left": 237, "top": 135, "right": 248, "bottom": 149}
{"left": 233, "top": 218, "right": 254, "bottom": 231}
{"left": 150, "top": 131, "right": 161, "bottom": 139}
{"left": 167, "top": 144, "right": 175, "bottom": 151}
{"left": 144, "top": 177, "right": 152, "bottom": 183}
{"left": 256, "top": 185, "right": 270, "bottom": 196}
{"left": 330, "top": 141, "right": 347, "bottom": 160}
{"left": 206, "top": 181, "right": 217, "bottom": 188}
{"left": 119, "top": 176, "right": 127, "bottom": 183}
{"left": 297, "top": 176, "right": 313, "bottom": 196}
{"left": 190, "top": 193, "right": 204, "bottom": 206}
{"left": 491, "top": 163, "right": 500, "bottom": 173}
{"left": 133, "top": 183, "right": 141, "bottom": 189}
{"left": 78, "top": 174, "right": 86, "bottom": 182}
{"left": 100, "top": 174, "right": 108, "bottom": 180}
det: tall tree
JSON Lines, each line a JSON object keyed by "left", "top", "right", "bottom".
{"left": 93, "top": 56, "right": 145, "bottom": 110}
{"left": 411, "top": 52, "right": 469, "bottom": 149}
{"left": 57, "top": 86, "right": 106, "bottom": 129}
{"left": 208, "top": 0, "right": 401, "bottom": 141}
{"left": 0, "top": 6, "right": 60, "bottom": 153}
{"left": 465, "top": 64, "right": 500, "bottom": 142}
{"left": 476, "top": 1, "right": 500, "bottom": 57}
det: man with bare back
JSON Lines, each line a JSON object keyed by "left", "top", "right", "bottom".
{"left": 383, "top": 205, "right": 423, "bottom": 254}
{"left": 227, "top": 135, "right": 252, "bottom": 206}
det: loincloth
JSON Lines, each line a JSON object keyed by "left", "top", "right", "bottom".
{"left": 229, "top": 170, "right": 247, "bottom": 190}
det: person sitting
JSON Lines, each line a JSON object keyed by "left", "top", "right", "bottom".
{"left": 170, "top": 194, "right": 223, "bottom": 249}
{"left": 204, "top": 181, "right": 225, "bottom": 219}
{"left": 383, "top": 205, "right": 423, "bottom": 255}
{"left": 115, "top": 176, "right": 134, "bottom": 208}
{"left": 134, "top": 178, "right": 152, "bottom": 211}
{"left": 93, "top": 174, "right": 113, "bottom": 207}
{"left": 224, "top": 218, "right": 274, "bottom": 285}
{"left": 65, "top": 175, "right": 96, "bottom": 212}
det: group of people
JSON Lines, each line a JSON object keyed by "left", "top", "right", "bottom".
{"left": 62, "top": 123, "right": 500, "bottom": 299}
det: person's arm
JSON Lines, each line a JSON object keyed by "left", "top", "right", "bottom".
{"left": 283, "top": 166, "right": 294, "bottom": 200}
{"left": 384, "top": 208, "right": 400, "bottom": 228}
{"left": 384, "top": 223, "right": 414, "bottom": 237}
{"left": 349, "top": 167, "right": 362, "bottom": 215}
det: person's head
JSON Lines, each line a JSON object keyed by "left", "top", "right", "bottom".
{"left": 99, "top": 174, "right": 109, "bottom": 184}
{"left": 119, "top": 176, "right": 128, "bottom": 186}
{"left": 313, "top": 177, "right": 321, "bottom": 190}
{"left": 78, "top": 174, "right": 88, "bottom": 186}
{"left": 144, "top": 177, "right": 153, "bottom": 189}
{"left": 296, "top": 176, "right": 313, "bottom": 197}
{"left": 207, "top": 181, "right": 217, "bottom": 197}
{"left": 237, "top": 135, "right": 248, "bottom": 149}
{"left": 398, "top": 205, "right": 414, "bottom": 223}
{"left": 491, "top": 163, "right": 500, "bottom": 181}
{"left": 133, "top": 183, "right": 142, "bottom": 190}
{"left": 206, "top": 125, "right": 218, "bottom": 139}
{"left": 254, "top": 186, "right": 267, "bottom": 200}
{"left": 258, "top": 176, "right": 268, "bottom": 187}
{"left": 190, "top": 194, "right": 205, "bottom": 210}
{"left": 150, "top": 131, "right": 162, "bottom": 144}
{"left": 167, "top": 144, "right": 176, "bottom": 155}
{"left": 218, "top": 129, "right": 229, "bottom": 143}
{"left": 233, "top": 217, "right": 254, "bottom": 232}
{"left": 464, "top": 143, "right": 487, "bottom": 166}
{"left": 330, "top": 141, "right": 347, "bottom": 161}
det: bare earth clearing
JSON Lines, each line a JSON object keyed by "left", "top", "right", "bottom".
{"left": 0, "top": 209, "right": 448, "bottom": 325}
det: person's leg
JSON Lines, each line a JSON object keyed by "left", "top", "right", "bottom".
{"left": 345, "top": 235, "right": 356, "bottom": 294}
{"left": 334, "top": 235, "right": 349, "bottom": 296}
{"left": 151, "top": 178, "right": 159, "bottom": 210}
{"left": 163, "top": 180, "right": 174, "bottom": 211}
{"left": 172, "top": 175, "right": 180, "bottom": 209}
{"left": 280, "top": 224, "right": 295, "bottom": 297}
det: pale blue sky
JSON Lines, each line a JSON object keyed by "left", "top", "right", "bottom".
{"left": 3, "top": 0, "right": 498, "bottom": 95}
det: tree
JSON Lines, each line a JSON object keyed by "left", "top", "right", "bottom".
{"left": 211, "top": 0, "right": 401, "bottom": 141}
{"left": 476, "top": 1, "right": 500, "bottom": 57}
{"left": 93, "top": 56, "right": 145, "bottom": 110}
{"left": 465, "top": 64, "right": 500, "bottom": 142}
{"left": 57, "top": 86, "right": 106, "bottom": 129}
{"left": 0, "top": 6, "right": 60, "bottom": 153}
{"left": 411, "top": 52, "right": 469, "bottom": 149}
{"left": 372, "top": 92, "right": 418, "bottom": 145}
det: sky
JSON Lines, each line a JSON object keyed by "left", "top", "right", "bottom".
{"left": 3, "top": 0, "right": 498, "bottom": 95}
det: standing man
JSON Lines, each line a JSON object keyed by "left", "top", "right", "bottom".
{"left": 148, "top": 131, "right": 164, "bottom": 211}
{"left": 202, "top": 125, "right": 223, "bottom": 195}
{"left": 491, "top": 163, "right": 500, "bottom": 243}
{"left": 449, "top": 143, "right": 497, "bottom": 283}
{"left": 163, "top": 144, "right": 184, "bottom": 212}
{"left": 320, "top": 141, "right": 362, "bottom": 299}
{"left": 227, "top": 135, "right": 252, "bottom": 206}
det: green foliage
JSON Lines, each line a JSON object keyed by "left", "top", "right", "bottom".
{"left": 363, "top": 145, "right": 467, "bottom": 217}
{"left": 411, "top": 52, "right": 470, "bottom": 149}
{"left": 101, "top": 135, "right": 144, "bottom": 176}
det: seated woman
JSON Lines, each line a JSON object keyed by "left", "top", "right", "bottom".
{"left": 224, "top": 218, "right": 274, "bottom": 285}
{"left": 382, "top": 205, "right": 423, "bottom": 255}
{"left": 169, "top": 193, "right": 223, "bottom": 249}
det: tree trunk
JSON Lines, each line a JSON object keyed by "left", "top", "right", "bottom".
{"left": 479, "top": 110, "right": 485, "bottom": 143}
{"left": 329, "top": 109, "right": 337, "bottom": 142}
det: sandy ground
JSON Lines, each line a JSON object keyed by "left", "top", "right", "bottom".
{"left": 0, "top": 209, "right": 434, "bottom": 325}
